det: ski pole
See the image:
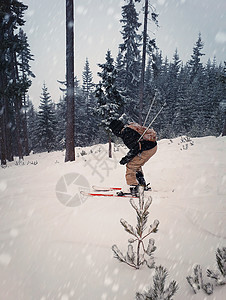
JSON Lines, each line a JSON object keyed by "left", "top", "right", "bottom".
{"left": 138, "top": 102, "right": 167, "bottom": 142}
{"left": 143, "top": 93, "right": 156, "bottom": 127}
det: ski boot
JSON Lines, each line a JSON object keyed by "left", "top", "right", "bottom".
{"left": 130, "top": 185, "right": 139, "bottom": 197}
{"left": 116, "top": 185, "right": 139, "bottom": 197}
{"left": 136, "top": 171, "right": 152, "bottom": 191}
{"left": 136, "top": 171, "right": 146, "bottom": 186}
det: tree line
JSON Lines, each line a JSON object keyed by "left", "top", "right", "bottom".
{"left": 1, "top": 0, "right": 225, "bottom": 165}
{"left": 0, "top": 0, "right": 35, "bottom": 165}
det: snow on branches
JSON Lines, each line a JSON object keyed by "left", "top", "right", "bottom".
{"left": 186, "top": 264, "right": 214, "bottom": 295}
{"left": 112, "top": 186, "right": 159, "bottom": 269}
{"left": 207, "top": 247, "right": 226, "bottom": 286}
{"left": 186, "top": 247, "right": 226, "bottom": 295}
{"left": 136, "top": 265, "right": 179, "bottom": 300}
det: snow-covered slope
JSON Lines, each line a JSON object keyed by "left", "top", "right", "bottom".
{"left": 0, "top": 136, "right": 225, "bottom": 300}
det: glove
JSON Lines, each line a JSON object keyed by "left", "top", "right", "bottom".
{"left": 119, "top": 156, "right": 130, "bottom": 165}
{"left": 119, "top": 145, "right": 141, "bottom": 165}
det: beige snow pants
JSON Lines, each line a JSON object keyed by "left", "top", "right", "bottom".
{"left": 126, "top": 145, "right": 157, "bottom": 185}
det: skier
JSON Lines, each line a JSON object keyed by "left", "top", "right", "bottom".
{"left": 109, "top": 119, "right": 157, "bottom": 196}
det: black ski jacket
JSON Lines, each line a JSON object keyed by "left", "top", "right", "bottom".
{"left": 117, "top": 127, "right": 157, "bottom": 164}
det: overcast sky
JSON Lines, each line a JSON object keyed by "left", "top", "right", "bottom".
{"left": 23, "top": 0, "right": 226, "bottom": 108}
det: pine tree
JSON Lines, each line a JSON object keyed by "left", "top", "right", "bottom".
{"left": 16, "top": 28, "right": 35, "bottom": 156}
{"left": 115, "top": 50, "right": 125, "bottom": 90}
{"left": 119, "top": 0, "right": 142, "bottom": 119}
{"left": 37, "top": 83, "right": 56, "bottom": 152}
{"left": 55, "top": 96, "right": 66, "bottom": 150}
{"left": 173, "top": 64, "right": 190, "bottom": 136}
{"left": 95, "top": 50, "right": 124, "bottom": 157}
{"left": 26, "top": 98, "right": 39, "bottom": 152}
{"left": 74, "top": 84, "right": 89, "bottom": 146}
{"left": 138, "top": 1, "right": 159, "bottom": 124}
{"left": 112, "top": 187, "right": 159, "bottom": 269}
{"left": 207, "top": 247, "right": 226, "bottom": 286}
{"left": 188, "top": 33, "right": 205, "bottom": 83}
{"left": 82, "top": 57, "right": 93, "bottom": 114}
{"left": 220, "top": 62, "right": 226, "bottom": 136}
{"left": 136, "top": 266, "right": 179, "bottom": 299}
{"left": 0, "top": 0, "right": 29, "bottom": 164}
{"left": 166, "top": 50, "right": 182, "bottom": 137}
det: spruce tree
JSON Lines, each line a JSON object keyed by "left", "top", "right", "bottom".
{"left": 55, "top": 96, "right": 66, "bottom": 150}
{"left": 188, "top": 33, "right": 205, "bottom": 83}
{"left": 82, "top": 57, "right": 93, "bottom": 114}
{"left": 166, "top": 50, "right": 181, "bottom": 137}
{"left": 186, "top": 34, "right": 206, "bottom": 136}
{"left": 37, "top": 83, "right": 56, "bottom": 152}
{"left": 136, "top": 266, "right": 179, "bottom": 299}
{"left": 0, "top": 0, "right": 30, "bottom": 164}
{"left": 220, "top": 62, "right": 226, "bottom": 136}
{"left": 95, "top": 50, "right": 124, "bottom": 157}
{"left": 119, "top": 0, "right": 141, "bottom": 119}
{"left": 26, "top": 98, "right": 39, "bottom": 152}
{"left": 74, "top": 84, "right": 89, "bottom": 146}
{"left": 138, "top": 1, "right": 159, "bottom": 124}
{"left": 16, "top": 28, "right": 35, "bottom": 155}
{"left": 112, "top": 187, "right": 159, "bottom": 269}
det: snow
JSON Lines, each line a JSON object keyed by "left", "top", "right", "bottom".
{"left": 0, "top": 136, "right": 226, "bottom": 299}
{"left": 215, "top": 31, "right": 226, "bottom": 44}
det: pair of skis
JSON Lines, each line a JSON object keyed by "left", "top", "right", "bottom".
{"left": 80, "top": 185, "right": 152, "bottom": 198}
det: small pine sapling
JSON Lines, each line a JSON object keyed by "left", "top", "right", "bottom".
{"left": 186, "top": 265, "right": 203, "bottom": 294}
{"left": 207, "top": 247, "right": 226, "bottom": 286}
{"left": 136, "top": 265, "right": 179, "bottom": 300}
{"left": 112, "top": 186, "right": 159, "bottom": 269}
{"left": 187, "top": 264, "right": 213, "bottom": 295}
{"left": 187, "top": 247, "right": 226, "bottom": 295}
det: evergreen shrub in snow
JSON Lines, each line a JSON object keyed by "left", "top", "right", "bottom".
{"left": 207, "top": 247, "right": 226, "bottom": 286}
{"left": 186, "top": 264, "right": 213, "bottom": 295}
{"left": 187, "top": 247, "right": 226, "bottom": 295}
{"left": 112, "top": 186, "right": 159, "bottom": 269}
{"left": 136, "top": 265, "right": 179, "bottom": 300}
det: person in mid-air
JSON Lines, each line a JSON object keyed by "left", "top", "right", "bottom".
{"left": 109, "top": 119, "right": 157, "bottom": 196}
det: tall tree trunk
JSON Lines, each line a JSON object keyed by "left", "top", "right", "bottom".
{"left": 108, "top": 133, "right": 112, "bottom": 158}
{"left": 65, "top": 0, "right": 75, "bottom": 162}
{"left": 22, "top": 109, "right": 29, "bottom": 155}
{"left": 5, "top": 97, "right": 14, "bottom": 161}
{"left": 22, "top": 94, "right": 29, "bottom": 155}
{"left": 222, "top": 112, "right": 226, "bottom": 136}
{"left": 139, "top": 0, "right": 149, "bottom": 125}
{"left": 13, "top": 51, "right": 23, "bottom": 160}
{"left": 14, "top": 96, "right": 23, "bottom": 160}
{"left": 0, "top": 103, "right": 7, "bottom": 166}
{"left": 0, "top": 26, "right": 8, "bottom": 165}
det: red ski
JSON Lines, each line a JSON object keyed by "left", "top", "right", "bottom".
{"left": 92, "top": 185, "right": 122, "bottom": 191}
{"left": 92, "top": 185, "right": 154, "bottom": 192}
{"left": 80, "top": 191, "right": 138, "bottom": 198}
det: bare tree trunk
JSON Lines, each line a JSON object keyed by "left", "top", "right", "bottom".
{"left": 0, "top": 103, "right": 7, "bottom": 166}
{"left": 21, "top": 94, "right": 29, "bottom": 155}
{"left": 13, "top": 51, "right": 23, "bottom": 160}
{"left": 222, "top": 112, "right": 226, "bottom": 136}
{"left": 22, "top": 109, "right": 29, "bottom": 155}
{"left": 14, "top": 97, "right": 23, "bottom": 160}
{"left": 5, "top": 97, "right": 14, "bottom": 161}
{"left": 65, "top": 0, "right": 75, "bottom": 162}
{"left": 108, "top": 133, "right": 112, "bottom": 158}
{"left": 139, "top": 0, "right": 149, "bottom": 125}
{"left": 0, "top": 57, "right": 7, "bottom": 164}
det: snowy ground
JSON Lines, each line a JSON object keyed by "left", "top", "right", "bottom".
{"left": 0, "top": 136, "right": 226, "bottom": 300}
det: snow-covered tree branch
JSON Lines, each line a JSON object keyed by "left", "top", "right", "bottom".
{"left": 112, "top": 186, "right": 159, "bottom": 269}
{"left": 136, "top": 265, "right": 179, "bottom": 299}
